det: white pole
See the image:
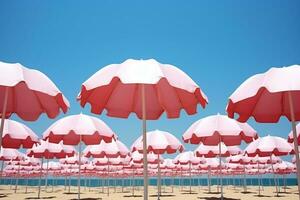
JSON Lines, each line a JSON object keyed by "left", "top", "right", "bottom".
{"left": 38, "top": 157, "right": 44, "bottom": 198}
{"left": 141, "top": 84, "right": 148, "bottom": 200}
{"left": 78, "top": 135, "right": 82, "bottom": 200}
{"left": 288, "top": 92, "right": 300, "bottom": 200}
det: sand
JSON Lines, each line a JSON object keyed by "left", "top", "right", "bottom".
{"left": 0, "top": 184, "right": 299, "bottom": 200}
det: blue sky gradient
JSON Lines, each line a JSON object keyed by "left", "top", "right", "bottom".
{"left": 1, "top": 1, "right": 300, "bottom": 158}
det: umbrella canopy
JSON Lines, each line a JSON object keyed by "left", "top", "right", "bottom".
{"left": 131, "top": 129, "right": 184, "bottom": 154}
{"left": 2, "top": 119, "right": 38, "bottom": 148}
{"left": 195, "top": 143, "right": 242, "bottom": 158}
{"left": 131, "top": 151, "right": 163, "bottom": 164}
{"left": 227, "top": 65, "right": 300, "bottom": 123}
{"left": 0, "top": 148, "right": 24, "bottom": 161}
{"left": 27, "top": 140, "right": 75, "bottom": 159}
{"left": 59, "top": 154, "right": 89, "bottom": 165}
{"left": 43, "top": 113, "right": 117, "bottom": 145}
{"left": 77, "top": 58, "right": 208, "bottom": 120}
{"left": 83, "top": 139, "right": 129, "bottom": 158}
{"left": 183, "top": 114, "right": 258, "bottom": 145}
{"left": 173, "top": 151, "right": 205, "bottom": 165}
{"left": 245, "top": 135, "right": 293, "bottom": 157}
{"left": 0, "top": 61, "right": 69, "bottom": 121}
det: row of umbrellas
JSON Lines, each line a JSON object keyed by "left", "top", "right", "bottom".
{"left": 1, "top": 59, "right": 300, "bottom": 200}
{"left": 0, "top": 146, "right": 297, "bottom": 197}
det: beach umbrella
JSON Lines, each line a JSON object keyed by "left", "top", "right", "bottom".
{"left": 226, "top": 154, "right": 254, "bottom": 192}
{"left": 8, "top": 156, "right": 41, "bottom": 193}
{"left": 131, "top": 130, "right": 184, "bottom": 199}
{"left": 182, "top": 114, "right": 258, "bottom": 199}
{"left": 84, "top": 139, "right": 129, "bottom": 196}
{"left": 273, "top": 161, "right": 295, "bottom": 193}
{"left": 43, "top": 113, "right": 117, "bottom": 200}
{"left": 27, "top": 139, "right": 75, "bottom": 198}
{"left": 1, "top": 119, "right": 39, "bottom": 149}
{"left": 0, "top": 61, "right": 69, "bottom": 150}
{"left": 244, "top": 135, "right": 293, "bottom": 196}
{"left": 77, "top": 58, "right": 208, "bottom": 200}
{"left": 0, "top": 148, "right": 24, "bottom": 178}
{"left": 173, "top": 151, "right": 205, "bottom": 194}
{"left": 83, "top": 139, "right": 129, "bottom": 158}
{"left": 226, "top": 65, "right": 300, "bottom": 198}
{"left": 194, "top": 143, "right": 242, "bottom": 158}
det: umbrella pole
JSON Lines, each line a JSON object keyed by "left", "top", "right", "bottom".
{"left": 157, "top": 154, "right": 161, "bottom": 200}
{"left": 270, "top": 156, "right": 278, "bottom": 196}
{"left": 45, "top": 158, "right": 49, "bottom": 192}
{"left": 38, "top": 157, "right": 43, "bottom": 198}
{"left": 1, "top": 160, "right": 4, "bottom": 178}
{"left": 208, "top": 166, "right": 211, "bottom": 193}
{"left": 68, "top": 172, "right": 71, "bottom": 193}
{"left": 257, "top": 162, "right": 261, "bottom": 196}
{"left": 288, "top": 92, "right": 300, "bottom": 200}
{"left": 189, "top": 162, "right": 192, "bottom": 194}
{"left": 25, "top": 173, "right": 28, "bottom": 194}
{"left": 218, "top": 140, "right": 223, "bottom": 200}
{"left": 107, "top": 159, "right": 110, "bottom": 196}
{"left": 64, "top": 175, "right": 67, "bottom": 190}
{"left": 78, "top": 135, "right": 82, "bottom": 200}
{"left": 141, "top": 84, "right": 148, "bottom": 200}
{"left": 0, "top": 87, "right": 8, "bottom": 151}
{"left": 243, "top": 164, "right": 247, "bottom": 192}
{"left": 14, "top": 163, "right": 20, "bottom": 193}
{"left": 132, "top": 168, "right": 135, "bottom": 196}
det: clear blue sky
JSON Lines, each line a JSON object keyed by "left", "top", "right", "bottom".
{"left": 1, "top": 1, "right": 300, "bottom": 159}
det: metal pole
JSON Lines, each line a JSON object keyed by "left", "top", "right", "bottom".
{"left": 219, "top": 139, "right": 223, "bottom": 200}
{"left": 38, "top": 157, "right": 44, "bottom": 198}
{"left": 45, "top": 158, "right": 49, "bottom": 192}
{"left": 288, "top": 92, "right": 300, "bottom": 200}
{"left": 14, "top": 163, "right": 20, "bottom": 193}
{"left": 243, "top": 164, "right": 247, "bottom": 192}
{"left": 141, "top": 84, "right": 148, "bottom": 200}
{"left": 270, "top": 155, "right": 279, "bottom": 196}
{"left": 157, "top": 154, "right": 161, "bottom": 200}
{"left": 78, "top": 135, "right": 82, "bottom": 200}
{"left": 189, "top": 162, "right": 192, "bottom": 194}
{"left": 0, "top": 87, "right": 8, "bottom": 151}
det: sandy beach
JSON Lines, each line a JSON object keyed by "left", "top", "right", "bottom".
{"left": 0, "top": 185, "right": 299, "bottom": 200}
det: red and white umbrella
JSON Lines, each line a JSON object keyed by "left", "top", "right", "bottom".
{"left": 226, "top": 65, "right": 300, "bottom": 197}
{"left": 43, "top": 113, "right": 117, "bottom": 200}
{"left": 245, "top": 135, "right": 293, "bottom": 157}
{"left": 173, "top": 151, "right": 205, "bottom": 194}
{"left": 83, "top": 139, "right": 129, "bottom": 158}
{"left": 28, "top": 139, "right": 75, "bottom": 198}
{"left": 131, "top": 129, "right": 184, "bottom": 198}
{"left": 0, "top": 61, "right": 69, "bottom": 149}
{"left": 2, "top": 119, "right": 38, "bottom": 148}
{"left": 77, "top": 58, "right": 208, "bottom": 200}
{"left": 195, "top": 143, "right": 242, "bottom": 158}
{"left": 0, "top": 148, "right": 24, "bottom": 177}
{"left": 183, "top": 114, "right": 257, "bottom": 199}
{"left": 83, "top": 139, "right": 129, "bottom": 197}
{"left": 183, "top": 114, "right": 258, "bottom": 145}
{"left": 245, "top": 135, "right": 293, "bottom": 196}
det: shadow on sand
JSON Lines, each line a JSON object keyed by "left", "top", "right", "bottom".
{"left": 70, "top": 198, "right": 102, "bottom": 200}
{"left": 123, "top": 195, "right": 143, "bottom": 198}
{"left": 150, "top": 194, "right": 176, "bottom": 197}
{"left": 0, "top": 194, "right": 8, "bottom": 199}
{"left": 64, "top": 192, "right": 79, "bottom": 195}
{"left": 25, "top": 197, "right": 56, "bottom": 199}
{"left": 198, "top": 197, "right": 240, "bottom": 200}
